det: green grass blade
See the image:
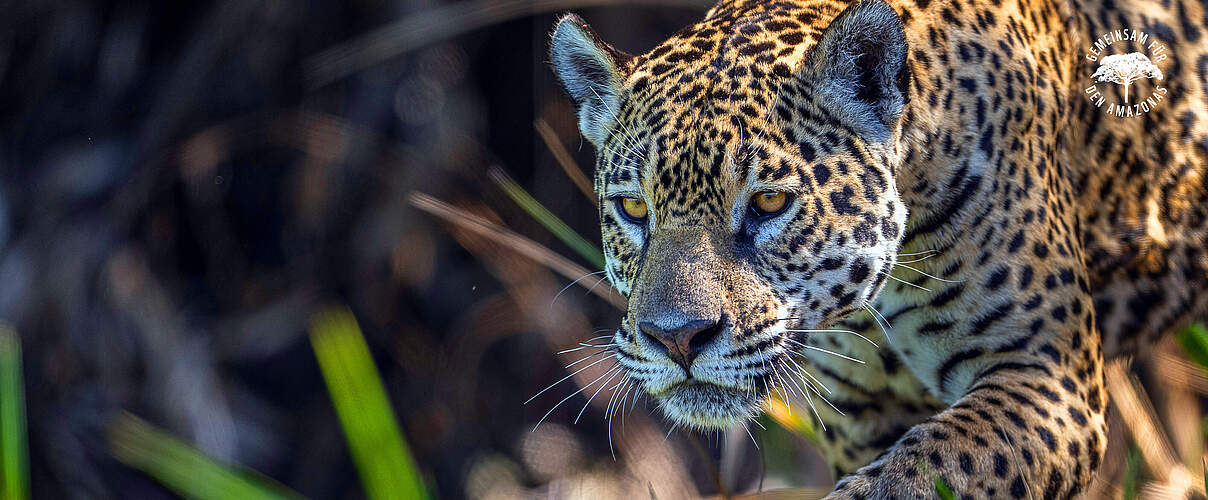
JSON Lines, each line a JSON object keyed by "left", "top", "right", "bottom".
{"left": 933, "top": 476, "right": 956, "bottom": 500}
{"left": 1176, "top": 323, "right": 1208, "bottom": 370}
{"left": 0, "top": 325, "right": 28, "bottom": 500}
{"left": 488, "top": 167, "right": 606, "bottom": 269}
{"left": 109, "top": 413, "right": 304, "bottom": 500}
{"left": 1122, "top": 444, "right": 1141, "bottom": 500}
{"left": 310, "top": 306, "right": 429, "bottom": 500}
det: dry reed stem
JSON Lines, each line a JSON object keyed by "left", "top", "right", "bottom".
{"left": 409, "top": 192, "right": 626, "bottom": 310}
{"left": 535, "top": 119, "right": 595, "bottom": 201}
{"left": 1106, "top": 360, "right": 1178, "bottom": 476}
{"left": 1156, "top": 351, "right": 1208, "bottom": 394}
{"left": 1153, "top": 345, "right": 1205, "bottom": 469}
{"left": 1106, "top": 360, "right": 1200, "bottom": 497}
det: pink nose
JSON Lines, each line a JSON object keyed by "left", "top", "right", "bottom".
{"left": 638, "top": 318, "right": 722, "bottom": 371}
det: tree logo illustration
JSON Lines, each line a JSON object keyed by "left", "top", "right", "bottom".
{"left": 1082, "top": 28, "right": 1171, "bottom": 118}
{"left": 1090, "top": 52, "right": 1163, "bottom": 103}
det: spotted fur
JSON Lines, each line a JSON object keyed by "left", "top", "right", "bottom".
{"left": 550, "top": 0, "right": 1208, "bottom": 496}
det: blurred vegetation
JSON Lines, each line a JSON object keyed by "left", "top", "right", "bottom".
{"left": 0, "top": 327, "right": 27, "bottom": 500}
{"left": 1, "top": 1, "right": 1206, "bottom": 499}
{"left": 309, "top": 306, "right": 429, "bottom": 500}
{"left": 933, "top": 476, "right": 955, "bottom": 500}
{"left": 1123, "top": 446, "right": 1142, "bottom": 500}
{"left": 1177, "top": 324, "right": 1208, "bottom": 371}
{"left": 763, "top": 394, "right": 817, "bottom": 446}
{"left": 108, "top": 414, "right": 304, "bottom": 500}
{"left": 487, "top": 167, "right": 604, "bottom": 270}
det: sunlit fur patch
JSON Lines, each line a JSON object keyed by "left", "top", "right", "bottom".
{"left": 654, "top": 380, "right": 765, "bottom": 429}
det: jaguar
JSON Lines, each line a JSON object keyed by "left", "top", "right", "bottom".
{"left": 548, "top": 0, "right": 1208, "bottom": 496}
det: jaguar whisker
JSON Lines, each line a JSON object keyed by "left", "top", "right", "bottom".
{"left": 562, "top": 349, "right": 614, "bottom": 369}
{"left": 587, "top": 85, "right": 648, "bottom": 161}
{"left": 783, "top": 356, "right": 845, "bottom": 418}
{"left": 896, "top": 249, "right": 938, "bottom": 257}
{"left": 776, "top": 358, "right": 827, "bottom": 430}
{"left": 551, "top": 270, "right": 606, "bottom": 307}
{"left": 583, "top": 274, "right": 612, "bottom": 297}
{"left": 880, "top": 271, "right": 932, "bottom": 292}
{"left": 525, "top": 354, "right": 616, "bottom": 405}
{"left": 780, "top": 348, "right": 833, "bottom": 395}
{"left": 740, "top": 421, "right": 760, "bottom": 450}
{"left": 575, "top": 365, "right": 625, "bottom": 424}
{"left": 785, "top": 328, "right": 880, "bottom": 349}
{"left": 557, "top": 342, "right": 616, "bottom": 355}
{"left": 605, "top": 375, "right": 630, "bottom": 459}
{"left": 895, "top": 253, "right": 938, "bottom": 264}
{"left": 534, "top": 363, "right": 622, "bottom": 431}
{"left": 865, "top": 305, "right": 894, "bottom": 344}
{"left": 785, "top": 338, "right": 865, "bottom": 364}
{"left": 895, "top": 263, "right": 964, "bottom": 283}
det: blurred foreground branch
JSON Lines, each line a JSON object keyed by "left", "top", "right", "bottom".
{"left": 534, "top": 119, "right": 595, "bottom": 201}
{"left": 1105, "top": 360, "right": 1204, "bottom": 499}
{"left": 408, "top": 191, "right": 625, "bottom": 309}
{"left": 305, "top": 0, "right": 715, "bottom": 87}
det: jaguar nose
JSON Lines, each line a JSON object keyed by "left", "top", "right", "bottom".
{"left": 639, "top": 317, "right": 723, "bottom": 371}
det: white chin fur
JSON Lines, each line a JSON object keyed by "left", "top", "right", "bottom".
{"left": 654, "top": 382, "right": 762, "bottom": 430}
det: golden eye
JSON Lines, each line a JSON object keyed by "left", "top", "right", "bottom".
{"left": 617, "top": 197, "right": 648, "bottom": 222}
{"left": 751, "top": 191, "right": 789, "bottom": 216}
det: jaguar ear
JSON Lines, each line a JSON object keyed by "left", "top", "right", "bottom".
{"left": 550, "top": 14, "right": 632, "bottom": 148}
{"left": 808, "top": 0, "right": 910, "bottom": 140}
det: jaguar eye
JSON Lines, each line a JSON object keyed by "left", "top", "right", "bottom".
{"left": 750, "top": 191, "right": 791, "bottom": 217}
{"left": 615, "top": 196, "right": 648, "bottom": 223}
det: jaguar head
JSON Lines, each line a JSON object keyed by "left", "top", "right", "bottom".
{"left": 549, "top": 0, "right": 911, "bottom": 429}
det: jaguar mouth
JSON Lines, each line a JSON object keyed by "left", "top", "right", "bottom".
{"left": 654, "top": 380, "right": 764, "bottom": 429}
